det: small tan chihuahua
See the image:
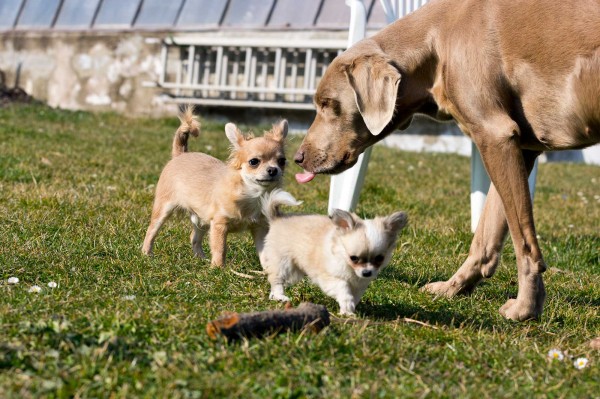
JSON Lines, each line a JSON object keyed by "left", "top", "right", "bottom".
{"left": 260, "top": 190, "right": 408, "bottom": 315}
{"left": 142, "top": 107, "right": 288, "bottom": 267}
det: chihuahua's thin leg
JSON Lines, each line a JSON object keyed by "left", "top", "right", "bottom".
{"left": 251, "top": 224, "right": 269, "bottom": 264}
{"left": 190, "top": 214, "right": 208, "bottom": 258}
{"left": 334, "top": 284, "right": 357, "bottom": 315}
{"left": 267, "top": 268, "right": 291, "bottom": 302}
{"left": 142, "top": 202, "right": 175, "bottom": 255}
{"left": 209, "top": 218, "right": 228, "bottom": 267}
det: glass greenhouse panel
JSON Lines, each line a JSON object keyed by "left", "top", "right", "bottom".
{"left": 176, "top": 0, "right": 228, "bottom": 28}
{"left": 222, "top": 0, "right": 275, "bottom": 28}
{"left": 268, "top": 0, "right": 321, "bottom": 29}
{"left": 135, "top": 0, "right": 183, "bottom": 27}
{"left": 55, "top": 0, "right": 101, "bottom": 28}
{"left": 0, "top": 0, "right": 23, "bottom": 29}
{"left": 94, "top": 0, "right": 141, "bottom": 28}
{"left": 16, "top": 0, "right": 61, "bottom": 28}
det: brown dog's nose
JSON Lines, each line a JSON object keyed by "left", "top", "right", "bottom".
{"left": 294, "top": 150, "right": 305, "bottom": 165}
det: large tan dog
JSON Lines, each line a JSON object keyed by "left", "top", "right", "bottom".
{"left": 294, "top": 0, "right": 600, "bottom": 321}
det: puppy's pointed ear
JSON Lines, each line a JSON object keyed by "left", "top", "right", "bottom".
{"left": 344, "top": 54, "right": 401, "bottom": 136}
{"left": 225, "top": 123, "right": 244, "bottom": 148}
{"left": 330, "top": 209, "right": 357, "bottom": 230}
{"left": 384, "top": 211, "right": 408, "bottom": 233}
{"left": 267, "top": 119, "right": 288, "bottom": 142}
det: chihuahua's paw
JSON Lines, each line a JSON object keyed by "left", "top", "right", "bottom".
{"left": 338, "top": 310, "right": 357, "bottom": 317}
{"left": 338, "top": 300, "right": 356, "bottom": 316}
{"left": 269, "top": 292, "right": 290, "bottom": 302}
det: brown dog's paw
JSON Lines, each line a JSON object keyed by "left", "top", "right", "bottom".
{"left": 499, "top": 299, "right": 540, "bottom": 321}
{"left": 421, "top": 281, "right": 462, "bottom": 298}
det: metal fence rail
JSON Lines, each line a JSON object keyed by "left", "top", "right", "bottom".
{"left": 148, "top": 36, "right": 347, "bottom": 109}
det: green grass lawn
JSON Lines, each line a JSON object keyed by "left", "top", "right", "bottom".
{"left": 1, "top": 104, "right": 598, "bottom": 398}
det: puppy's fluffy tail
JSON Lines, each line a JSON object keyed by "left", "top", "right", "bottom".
{"left": 261, "top": 189, "right": 302, "bottom": 221}
{"left": 172, "top": 105, "right": 201, "bottom": 158}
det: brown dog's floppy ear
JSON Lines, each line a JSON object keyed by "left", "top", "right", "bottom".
{"left": 345, "top": 55, "right": 401, "bottom": 135}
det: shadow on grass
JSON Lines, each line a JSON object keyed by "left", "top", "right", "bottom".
{"left": 357, "top": 301, "right": 500, "bottom": 330}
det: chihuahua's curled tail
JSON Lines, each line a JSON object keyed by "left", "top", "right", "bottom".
{"left": 261, "top": 189, "right": 302, "bottom": 221}
{"left": 172, "top": 105, "right": 201, "bottom": 158}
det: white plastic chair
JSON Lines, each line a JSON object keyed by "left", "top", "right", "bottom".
{"left": 329, "top": 0, "right": 538, "bottom": 232}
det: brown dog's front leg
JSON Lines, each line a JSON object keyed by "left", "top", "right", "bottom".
{"left": 422, "top": 182, "right": 509, "bottom": 296}
{"left": 476, "top": 120, "right": 546, "bottom": 321}
{"left": 422, "top": 149, "right": 540, "bottom": 299}
{"left": 209, "top": 218, "right": 228, "bottom": 267}
{"left": 423, "top": 116, "right": 544, "bottom": 321}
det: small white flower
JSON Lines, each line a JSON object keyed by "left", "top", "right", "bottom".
{"left": 205, "top": 145, "right": 213, "bottom": 151}
{"left": 573, "top": 357, "right": 588, "bottom": 370}
{"left": 29, "top": 285, "right": 42, "bottom": 293}
{"left": 7, "top": 277, "right": 19, "bottom": 285}
{"left": 577, "top": 191, "right": 583, "bottom": 197}
{"left": 106, "top": 186, "right": 117, "bottom": 191}
{"left": 47, "top": 281, "right": 58, "bottom": 288}
{"left": 123, "top": 294, "right": 136, "bottom": 301}
{"left": 568, "top": 224, "right": 574, "bottom": 228}
{"left": 547, "top": 349, "right": 564, "bottom": 361}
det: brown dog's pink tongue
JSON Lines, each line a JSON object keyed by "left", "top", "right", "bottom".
{"left": 295, "top": 171, "right": 316, "bottom": 184}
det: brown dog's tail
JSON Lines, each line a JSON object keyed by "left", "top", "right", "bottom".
{"left": 172, "top": 105, "right": 201, "bottom": 158}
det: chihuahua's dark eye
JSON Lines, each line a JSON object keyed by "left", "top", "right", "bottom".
{"left": 373, "top": 255, "right": 385, "bottom": 265}
{"left": 277, "top": 158, "right": 286, "bottom": 167}
{"left": 249, "top": 158, "right": 260, "bottom": 167}
{"left": 349, "top": 255, "right": 359, "bottom": 263}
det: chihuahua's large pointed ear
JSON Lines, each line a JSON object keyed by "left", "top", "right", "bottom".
{"left": 225, "top": 123, "right": 244, "bottom": 148}
{"left": 267, "top": 119, "right": 288, "bottom": 142}
{"left": 330, "top": 209, "right": 358, "bottom": 230}
{"left": 344, "top": 54, "right": 401, "bottom": 136}
{"left": 384, "top": 211, "right": 408, "bottom": 233}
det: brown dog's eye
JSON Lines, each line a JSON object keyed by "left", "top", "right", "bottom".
{"left": 373, "top": 255, "right": 385, "bottom": 265}
{"left": 277, "top": 158, "right": 286, "bottom": 167}
{"left": 349, "top": 256, "right": 359, "bottom": 263}
{"left": 249, "top": 158, "right": 260, "bottom": 167}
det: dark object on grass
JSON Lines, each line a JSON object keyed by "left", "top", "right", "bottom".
{"left": 206, "top": 302, "right": 330, "bottom": 341}
{"left": 0, "top": 70, "right": 39, "bottom": 107}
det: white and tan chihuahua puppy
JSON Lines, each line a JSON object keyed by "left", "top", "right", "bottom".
{"left": 260, "top": 190, "right": 408, "bottom": 315}
{"left": 142, "top": 107, "right": 288, "bottom": 267}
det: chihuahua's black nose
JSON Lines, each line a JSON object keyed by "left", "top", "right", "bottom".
{"left": 267, "top": 167, "right": 278, "bottom": 177}
{"left": 362, "top": 270, "right": 372, "bottom": 277}
{"left": 294, "top": 150, "right": 304, "bottom": 165}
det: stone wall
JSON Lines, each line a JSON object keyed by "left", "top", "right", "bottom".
{"left": 0, "top": 31, "right": 173, "bottom": 116}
